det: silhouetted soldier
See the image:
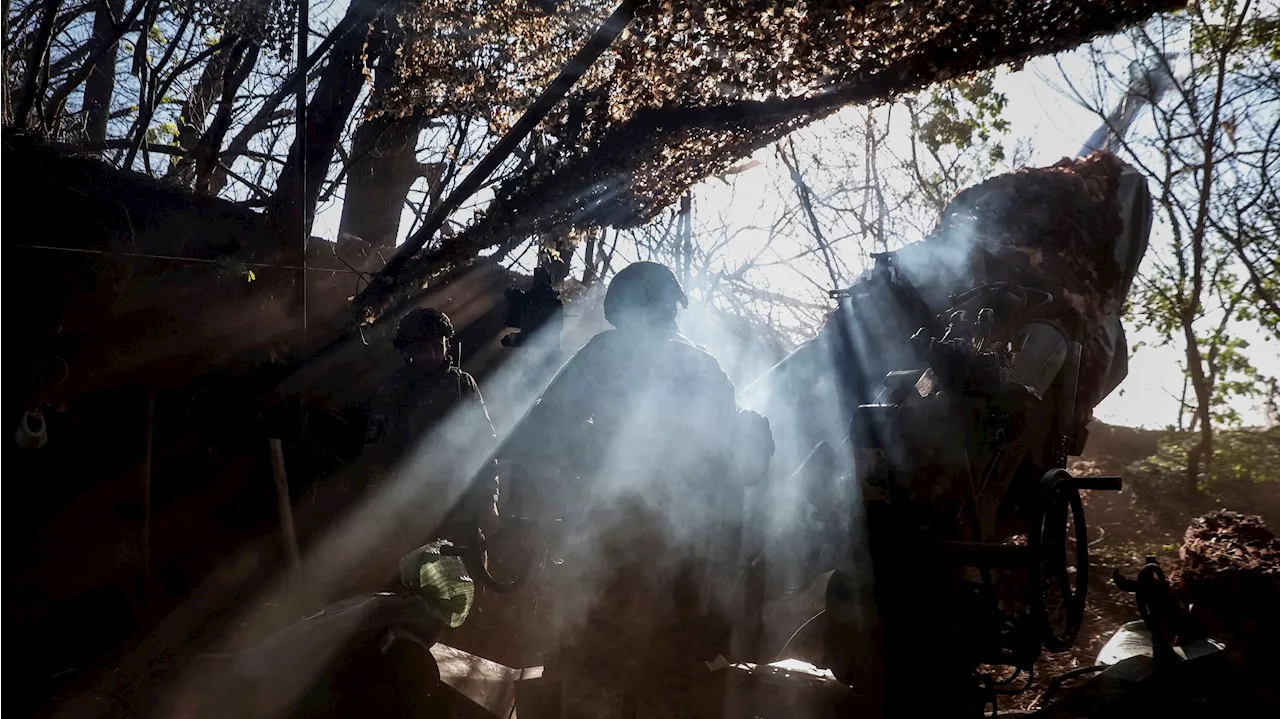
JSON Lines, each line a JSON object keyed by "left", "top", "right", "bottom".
{"left": 368, "top": 308, "right": 494, "bottom": 455}
{"left": 502, "top": 262, "right": 773, "bottom": 718}
{"left": 351, "top": 308, "right": 498, "bottom": 595}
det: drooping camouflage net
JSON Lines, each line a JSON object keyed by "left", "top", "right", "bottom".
{"left": 783, "top": 150, "right": 1136, "bottom": 436}
{"left": 927, "top": 151, "right": 1127, "bottom": 326}
{"left": 189, "top": 0, "right": 298, "bottom": 59}
{"left": 379, "top": 0, "right": 1182, "bottom": 296}
{"left": 884, "top": 151, "right": 1138, "bottom": 419}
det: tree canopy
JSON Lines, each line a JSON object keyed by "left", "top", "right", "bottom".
{"left": 355, "top": 0, "right": 1188, "bottom": 313}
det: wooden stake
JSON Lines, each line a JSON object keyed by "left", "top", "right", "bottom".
{"left": 269, "top": 438, "right": 304, "bottom": 588}
{"left": 142, "top": 392, "right": 154, "bottom": 607}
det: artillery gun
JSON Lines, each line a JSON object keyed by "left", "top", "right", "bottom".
{"left": 795, "top": 266, "right": 1131, "bottom": 716}
{"left": 736, "top": 63, "right": 1182, "bottom": 717}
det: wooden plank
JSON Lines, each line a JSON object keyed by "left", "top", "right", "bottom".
{"left": 430, "top": 643, "right": 543, "bottom": 719}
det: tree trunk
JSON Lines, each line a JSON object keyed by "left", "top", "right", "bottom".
{"left": 42, "top": 0, "right": 148, "bottom": 124}
{"left": 211, "top": 11, "right": 360, "bottom": 195}
{"left": 1179, "top": 2, "right": 1238, "bottom": 496}
{"left": 130, "top": 0, "right": 159, "bottom": 77}
{"left": 1183, "top": 327, "right": 1214, "bottom": 493}
{"left": 337, "top": 28, "right": 430, "bottom": 255}
{"left": 11, "top": 5, "right": 83, "bottom": 86}
{"left": 540, "top": 230, "right": 575, "bottom": 285}
{"left": 267, "top": 0, "right": 386, "bottom": 244}
{"left": 14, "top": 0, "right": 61, "bottom": 128}
{"left": 2, "top": 0, "right": 8, "bottom": 122}
{"left": 165, "top": 43, "right": 233, "bottom": 185}
{"left": 582, "top": 230, "right": 597, "bottom": 284}
{"left": 192, "top": 36, "right": 258, "bottom": 192}
{"left": 337, "top": 112, "right": 432, "bottom": 254}
{"left": 82, "top": 0, "right": 122, "bottom": 142}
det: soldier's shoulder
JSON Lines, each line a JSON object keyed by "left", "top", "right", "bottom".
{"left": 678, "top": 335, "right": 714, "bottom": 355}
{"left": 572, "top": 329, "right": 625, "bottom": 357}
{"left": 669, "top": 332, "right": 714, "bottom": 356}
{"left": 668, "top": 334, "right": 730, "bottom": 376}
{"left": 583, "top": 328, "right": 622, "bottom": 345}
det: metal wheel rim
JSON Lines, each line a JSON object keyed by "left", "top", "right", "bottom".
{"left": 1037, "top": 471, "right": 1088, "bottom": 652}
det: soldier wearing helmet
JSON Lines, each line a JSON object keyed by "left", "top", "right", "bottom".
{"left": 368, "top": 308, "right": 494, "bottom": 451}
{"left": 357, "top": 308, "right": 498, "bottom": 593}
{"left": 501, "top": 261, "right": 774, "bottom": 719}
{"left": 393, "top": 307, "right": 456, "bottom": 367}
{"left": 600, "top": 260, "right": 690, "bottom": 330}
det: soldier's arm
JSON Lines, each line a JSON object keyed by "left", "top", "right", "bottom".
{"left": 698, "top": 350, "right": 774, "bottom": 484}
{"left": 501, "top": 336, "right": 603, "bottom": 467}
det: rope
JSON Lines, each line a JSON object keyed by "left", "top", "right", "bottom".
{"left": 8, "top": 243, "right": 356, "bottom": 274}
{"left": 1031, "top": 664, "right": 1107, "bottom": 710}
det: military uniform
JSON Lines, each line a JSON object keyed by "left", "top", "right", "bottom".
{"left": 350, "top": 362, "right": 497, "bottom": 597}
{"left": 508, "top": 325, "right": 772, "bottom": 718}
{"left": 367, "top": 364, "right": 494, "bottom": 462}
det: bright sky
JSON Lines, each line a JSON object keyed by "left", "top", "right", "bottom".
{"left": 715, "top": 54, "right": 1275, "bottom": 430}
{"left": 993, "top": 57, "right": 1279, "bottom": 430}
{"left": 311, "top": 25, "right": 1278, "bottom": 431}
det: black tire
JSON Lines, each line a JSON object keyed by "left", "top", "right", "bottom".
{"left": 1034, "top": 469, "right": 1088, "bottom": 652}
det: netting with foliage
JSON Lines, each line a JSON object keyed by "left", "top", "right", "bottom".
{"left": 374, "top": 0, "right": 1184, "bottom": 284}
{"left": 187, "top": 0, "right": 298, "bottom": 58}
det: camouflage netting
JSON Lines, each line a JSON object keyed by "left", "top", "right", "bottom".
{"left": 188, "top": 0, "right": 297, "bottom": 58}
{"left": 927, "top": 151, "right": 1127, "bottom": 327}
{"left": 1175, "top": 511, "right": 1279, "bottom": 587}
{"left": 799, "top": 151, "right": 1132, "bottom": 422}
{"left": 1172, "top": 510, "right": 1280, "bottom": 637}
{"left": 377, "top": 0, "right": 1183, "bottom": 303}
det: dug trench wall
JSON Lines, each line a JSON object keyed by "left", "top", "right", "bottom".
{"left": 2, "top": 130, "right": 530, "bottom": 716}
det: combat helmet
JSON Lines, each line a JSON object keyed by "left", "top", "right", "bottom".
{"left": 603, "top": 262, "right": 689, "bottom": 328}
{"left": 394, "top": 307, "right": 455, "bottom": 351}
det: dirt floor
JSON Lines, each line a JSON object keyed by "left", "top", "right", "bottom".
{"left": 1004, "top": 422, "right": 1275, "bottom": 712}
{"left": 1004, "top": 483, "right": 1158, "bottom": 712}
{"left": 30, "top": 420, "right": 1273, "bottom": 719}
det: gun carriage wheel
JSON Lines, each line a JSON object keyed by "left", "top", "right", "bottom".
{"left": 1030, "top": 469, "right": 1089, "bottom": 652}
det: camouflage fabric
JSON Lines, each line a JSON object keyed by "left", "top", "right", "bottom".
{"left": 745, "top": 154, "right": 1153, "bottom": 472}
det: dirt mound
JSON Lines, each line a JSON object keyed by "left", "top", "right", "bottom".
{"left": 1075, "top": 422, "right": 1166, "bottom": 471}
